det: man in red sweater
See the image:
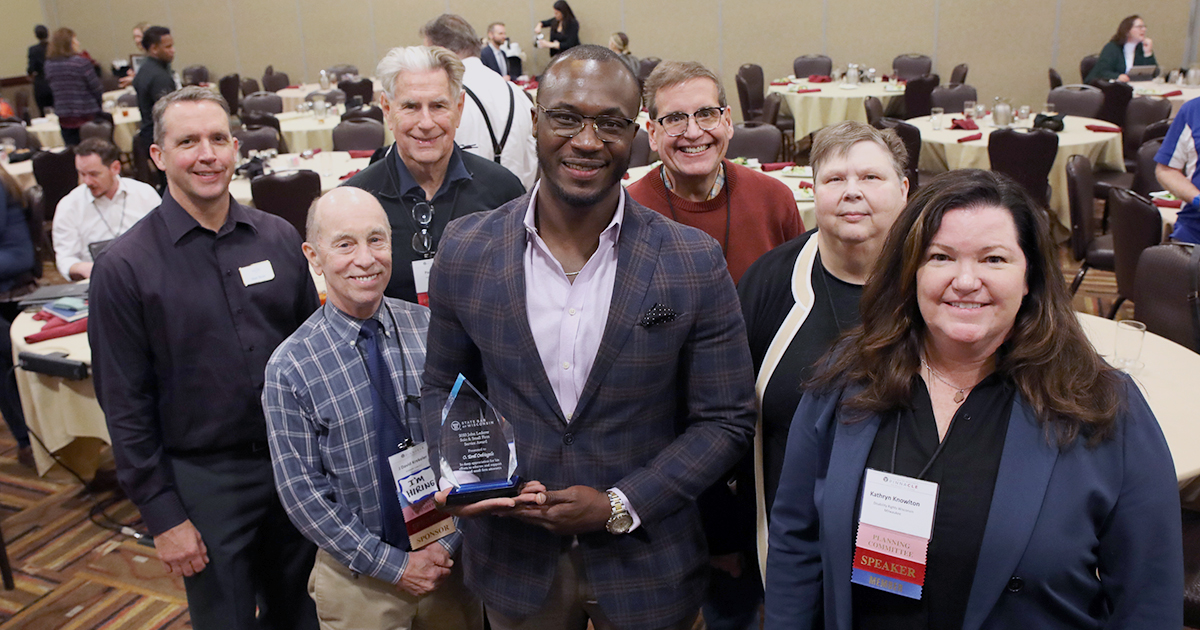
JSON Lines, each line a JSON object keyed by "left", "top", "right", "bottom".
{"left": 627, "top": 61, "right": 803, "bottom": 284}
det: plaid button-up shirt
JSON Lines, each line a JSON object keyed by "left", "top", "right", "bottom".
{"left": 263, "top": 298, "right": 457, "bottom": 584}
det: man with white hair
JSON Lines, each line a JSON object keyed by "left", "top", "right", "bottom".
{"left": 421, "top": 14, "right": 538, "bottom": 190}
{"left": 343, "top": 45, "right": 524, "bottom": 306}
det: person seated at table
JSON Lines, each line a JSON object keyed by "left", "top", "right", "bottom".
{"left": 765, "top": 168, "right": 1182, "bottom": 630}
{"left": 52, "top": 138, "right": 160, "bottom": 280}
{"left": 43, "top": 27, "right": 102, "bottom": 146}
{"left": 608, "top": 32, "right": 639, "bottom": 77}
{"left": 1085, "top": 14, "right": 1158, "bottom": 83}
{"left": 342, "top": 45, "right": 524, "bottom": 305}
{"left": 0, "top": 165, "right": 36, "bottom": 468}
{"left": 629, "top": 61, "right": 803, "bottom": 284}
{"left": 534, "top": 1, "right": 579, "bottom": 57}
{"left": 1154, "top": 97, "right": 1200, "bottom": 244}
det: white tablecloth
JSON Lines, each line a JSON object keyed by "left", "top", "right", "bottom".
{"left": 277, "top": 79, "right": 385, "bottom": 112}
{"left": 229, "top": 151, "right": 373, "bottom": 206}
{"left": 906, "top": 114, "right": 1124, "bottom": 240}
{"left": 277, "top": 109, "right": 394, "bottom": 154}
{"left": 27, "top": 108, "right": 142, "bottom": 153}
{"left": 1129, "top": 81, "right": 1200, "bottom": 116}
{"left": 624, "top": 162, "right": 816, "bottom": 230}
{"left": 768, "top": 79, "right": 905, "bottom": 139}
{"left": 4, "top": 158, "right": 36, "bottom": 191}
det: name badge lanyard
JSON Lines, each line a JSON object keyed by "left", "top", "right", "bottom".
{"left": 890, "top": 405, "right": 959, "bottom": 481}
{"left": 360, "top": 302, "right": 420, "bottom": 450}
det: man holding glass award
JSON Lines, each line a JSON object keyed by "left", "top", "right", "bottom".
{"left": 263, "top": 188, "right": 481, "bottom": 630}
{"left": 422, "top": 46, "right": 757, "bottom": 630}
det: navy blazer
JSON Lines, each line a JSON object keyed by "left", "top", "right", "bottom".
{"left": 481, "top": 45, "right": 506, "bottom": 76}
{"left": 764, "top": 377, "right": 1182, "bottom": 630}
{"left": 421, "top": 191, "right": 757, "bottom": 630}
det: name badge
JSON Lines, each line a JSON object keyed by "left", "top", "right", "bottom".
{"left": 239, "top": 260, "right": 275, "bottom": 286}
{"left": 412, "top": 258, "right": 434, "bottom": 307}
{"left": 851, "top": 468, "right": 939, "bottom": 599}
{"left": 387, "top": 442, "right": 455, "bottom": 549}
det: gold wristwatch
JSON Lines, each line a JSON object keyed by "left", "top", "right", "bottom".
{"left": 606, "top": 490, "right": 633, "bottom": 534}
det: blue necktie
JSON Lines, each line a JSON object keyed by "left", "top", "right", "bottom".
{"left": 358, "top": 319, "right": 410, "bottom": 549}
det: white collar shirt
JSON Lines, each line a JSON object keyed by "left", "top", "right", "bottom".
{"left": 458, "top": 57, "right": 538, "bottom": 190}
{"left": 51, "top": 177, "right": 160, "bottom": 278}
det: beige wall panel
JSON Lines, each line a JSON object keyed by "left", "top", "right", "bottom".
{"left": 2, "top": 0, "right": 48, "bottom": 78}
{"left": 446, "top": 0, "right": 529, "bottom": 55}
{"left": 294, "top": 0, "right": 378, "bottom": 85}
{"left": 826, "top": 0, "right": 936, "bottom": 80}
{"left": 231, "top": 0, "right": 305, "bottom": 84}
{"left": 373, "top": 0, "right": 451, "bottom": 70}
{"left": 47, "top": 0, "right": 117, "bottom": 78}
{"left": 938, "top": 0, "right": 1057, "bottom": 112}
{"left": 1133, "top": 3, "right": 1189, "bottom": 72}
{"left": 722, "top": 0, "right": 823, "bottom": 120}
{"left": 625, "top": 0, "right": 720, "bottom": 76}
{"left": 167, "top": 0, "right": 238, "bottom": 82}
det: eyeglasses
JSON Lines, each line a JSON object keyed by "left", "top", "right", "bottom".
{"left": 410, "top": 202, "right": 433, "bottom": 256}
{"left": 537, "top": 105, "right": 636, "bottom": 142}
{"left": 655, "top": 106, "right": 727, "bottom": 137}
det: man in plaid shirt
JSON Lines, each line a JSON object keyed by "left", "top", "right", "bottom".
{"left": 263, "top": 187, "right": 481, "bottom": 629}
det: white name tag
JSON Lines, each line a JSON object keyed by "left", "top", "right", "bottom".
{"left": 388, "top": 442, "right": 437, "bottom": 505}
{"left": 412, "top": 258, "right": 434, "bottom": 307}
{"left": 239, "top": 260, "right": 275, "bottom": 286}
{"left": 859, "top": 468, "right": 939, "bottom": 539}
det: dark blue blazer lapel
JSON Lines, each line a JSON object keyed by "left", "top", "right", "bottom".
{"left": 962, "top": 396, "right": 1059, "bottom": 630}
{"left": 572, "top": 194, "right": 661, "bottom": 420}
{"left": 496, "top": 197, "right": 568, "bottom": 425}
{"left": 824, "top": 409, "right": 881, "bottom": 630}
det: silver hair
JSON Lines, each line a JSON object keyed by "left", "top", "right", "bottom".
{"left": 376, "top": 45, "right": 464, "bottom": 101}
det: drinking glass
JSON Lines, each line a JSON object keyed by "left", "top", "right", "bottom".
{"left": 1114, "top": 320, "right": 1146, "bottom": 373}
{"left": 1042, "top": 103, "right": 1056, "bottom": 115}
{"left": 930, "top": 107, "right": 944, "bottom": 130}
{"left": 963, "top": 101, "right": 976, "bottom": 120}
{"left": 973, "top": 102, "right": 987, "bottom": 119}
{"left": 1018, "top": 105, "right": 1031, "bottom": 121}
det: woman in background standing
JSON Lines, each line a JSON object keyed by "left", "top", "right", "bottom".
{"left": 609, "top": 32, "right": 639, "bottom": 76}
{"left": 535, "top": 1, "right": 580, "bottom": 57}
{"left": 43, "top": 28, "right": 102, "bottom": 146}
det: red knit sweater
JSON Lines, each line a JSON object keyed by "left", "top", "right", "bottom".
{"left": 627, "top": 160, "right": 804, "bottom": 284}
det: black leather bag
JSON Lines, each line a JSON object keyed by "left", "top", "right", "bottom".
{"left": 1033, "top": 112, "right": 1065, "bottom": 132}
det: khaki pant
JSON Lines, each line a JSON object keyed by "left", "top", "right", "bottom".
{"left": 308, "top": 549, "right": 482, "bottom": 630}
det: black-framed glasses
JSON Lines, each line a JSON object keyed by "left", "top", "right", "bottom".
{"left": 410, "top": 202, "right": 433, "bottom": 256}
{"left": 537, "top": 105, "right": 636, "bottom": 142}
{"left": 655, "top": 106, "right": 727, "bottom": 137}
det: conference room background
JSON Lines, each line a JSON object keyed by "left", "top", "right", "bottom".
{"left": 3, "top": 0, "right": 1197, "bottom": 126}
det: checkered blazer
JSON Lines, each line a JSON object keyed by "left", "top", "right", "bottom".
{"left": 420, "top": 190, "right": 757, "bottom": 629}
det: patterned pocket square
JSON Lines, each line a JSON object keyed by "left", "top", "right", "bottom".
{"left": 639, "top": 303, "right": 678, "bottom": 327}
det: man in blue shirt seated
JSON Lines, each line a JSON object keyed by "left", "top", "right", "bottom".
{"left": 263, "top": 187, "right": 481, "bottom": 629}
{"left": 1155, "top": 98, "right": 1200, "bottom": 243}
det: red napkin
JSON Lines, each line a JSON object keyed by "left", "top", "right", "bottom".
{"left": 339, "top": 169, "right": 362, "bottom": 181}
{"left": 770, "top": 81, "right": 790, "bottom": 86}
{"left": 286, "top": 85, "right": 301, "bottom": 89}
{"left": 950, "top": 118, "right": 978, "bottom": 130}
{"left": 957, "top": 133, "right": 983, "bottom": 143}
{"left": 808, "top": 75, "right": 832, "bottom": 83}
{"left": 347, "top": 150, "right": 375, "bottom": 159}
{"left": 761, "top": 162, "right": 796, "bottom": 171}
{"left": 1160, "top": 90, "right": 1184, "bottom": 98}
{"left": 622, "top": 172, "right": 630, "bottom": 180}
{"left": 25, "top": 315, "right": 87, "bottom": 344}
{"left": 796, "top": 180, "right": 813, "bottom": 189}
{"left": 1085, "top": 124, "right": 1121, "bottom": 133}
{"left": 794, "top": 88, "right": 822, "bottom": 94}
{"left": 1153, "top": 197, "right": 1183, "bottom": 208}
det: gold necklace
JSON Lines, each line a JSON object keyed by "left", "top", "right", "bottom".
{"left": 920, "top": 356, "right": 974, "bottom": 404}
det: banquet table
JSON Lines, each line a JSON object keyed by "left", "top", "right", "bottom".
{"left": 767, "top": 78, "right": 906, "bottom": 139}
{"left": 1129, "top": 81, "right": 1200, "bottom": 116}
{"left": 624, "top": 162, "right": 816, "bottom": 231}
{"left": 26, "top": 108, "right": 142, "bottom": 153}
{"left": 1077, "top": 312, "right": 1200, "bottom": 484}
{"left": 277, "top": 109, "right": 394, "bottom": 154}
{"left": 906, "top": 114, "right": 1124, "bottom": 240}
{"left": 4, "top": 157, "right": 37, "bottom": 191}
{"left": 276, "top": 79, "right": 385, "bottom": 112}
{"left": 229, "top": 151, "right": 373, "bottom": 206}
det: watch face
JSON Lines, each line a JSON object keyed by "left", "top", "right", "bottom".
{"left": 608, "top": 513, "right": 633, "bottom": 534}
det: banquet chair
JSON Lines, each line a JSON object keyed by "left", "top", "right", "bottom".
{"left": 737, "top": 64, "right": 765, "bottom": 122}
{"left": 0, "top": 123, "right": 38, "bottom": 150}
{"left": 243, "top": 91, "right": 284, "bottom": 115}
{"left": 877, "top": 117, "right": 921, "bottom": 192}
{"left": 1089, "top": 79, "right": 1133, "bottom": 127}
{"left": 32, "top": 149, "right": 78, "bottom": 221}
{"left": 307, "top": 89, "right": 346, "bottom": 107}
{"left": 182, "top": 65, "right": 209, "bottom": 86}
{"left": 341, "top": 105, "right": 384, "bottom": 124}
{"left": 1080, "top": 54, "right": 1099, "bottom": 82}
{"left": 13, "top": 92, "right": 30, "bottom": 123}
{"left": 949, "top": 63, "right": 968, "bottom": 86}
{"left": 1130, "top": 138, "right": 1165, "bottom": 197}
{"left": 793, "top": 55, "right": 832, "bottom": 78}
{"left": 332, "top": 118, "right": 385, "bottom": 152}
{"left": 931, "top": 83, "right": 977, "bottom": 114}
{"left": 630, "top": 128, "right": 653, "bottom": 168}
{"left": 21, "top": 186, "right": 48, "bottom": 270}
{"left": 339, "top": 78, "right": 375, "bottom": 107}
{"left": 1049, "top": 68, "right": 1064, "bottom": 90}
{"left": 1106, "top": 187, "right": 1162, "bottom": 318}
{"left": 864, "top": 96, "right": 884, "bottom": 127}
{"left": 892, "top": 54, "right": 932, "bottom": 81}
{"left": 242, "top": 111, "right": 288, "bottom": 153}
{"left": 1065, "top": 155, "right": 1113, "bottom": 295}
{"left": 325, "top": 65, "right": 359, "bottom": 82}
{"left": 250, "top": 170, "right": 320, "bottom": 238}
{"left": 240, "top": 77, "right": 260, "bottom": 99}
{"left": 218, "top": 74, "right": 241, "bottom": 111}
{"left": 637, "top": 58, "right": 661, "bottom": 86}
{"left": 1122, "top": 97, "right": 1171, "bottom": 169}
{"left": 1142, "top": 119, "right": 1170, "bottom": 145}
{"left": 234, "top": 126, "right": 280, "bottom": 157}
{"left": 902, "top": 74, "right": 939, "bottom": 119}
{"left": 727, "top": 122, "right": 782, "bottom": 163}
{"left": 1134, "top": 243, "right": 1199, "bottom": 351}
{"left": 116, "top": 92, "right": 138, "bottom": 108}
{"left": 987, "top": 128, "right": 1058, "bottom": 206}
{"left": 1046, "top": 85, "right": 1102, "bottom": 118}
{"left": 79, "top": 119, "right": 114, "bottom": 143}
{"left": 262, "top": 72, "right": 290, "bottom": 93}
{"left": 761, "top": 93, "right": 795, "bottom": 160}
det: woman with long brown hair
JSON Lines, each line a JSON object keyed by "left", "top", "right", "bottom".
{"left": 0, "top": 165, "right": 36, "bottom": 467}
{"left": 765, "top": 169, "right": 1181, "bottom": 629}
{"left": 43, "top": 27, "right": 102, "bottom": 146}
{"left": 1085, "top": 14, "right": 1158, "bottom": 83}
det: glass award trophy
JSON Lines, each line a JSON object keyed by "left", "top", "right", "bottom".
{"left": 438, "top": 374, "right": 520, "bottom": 505}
